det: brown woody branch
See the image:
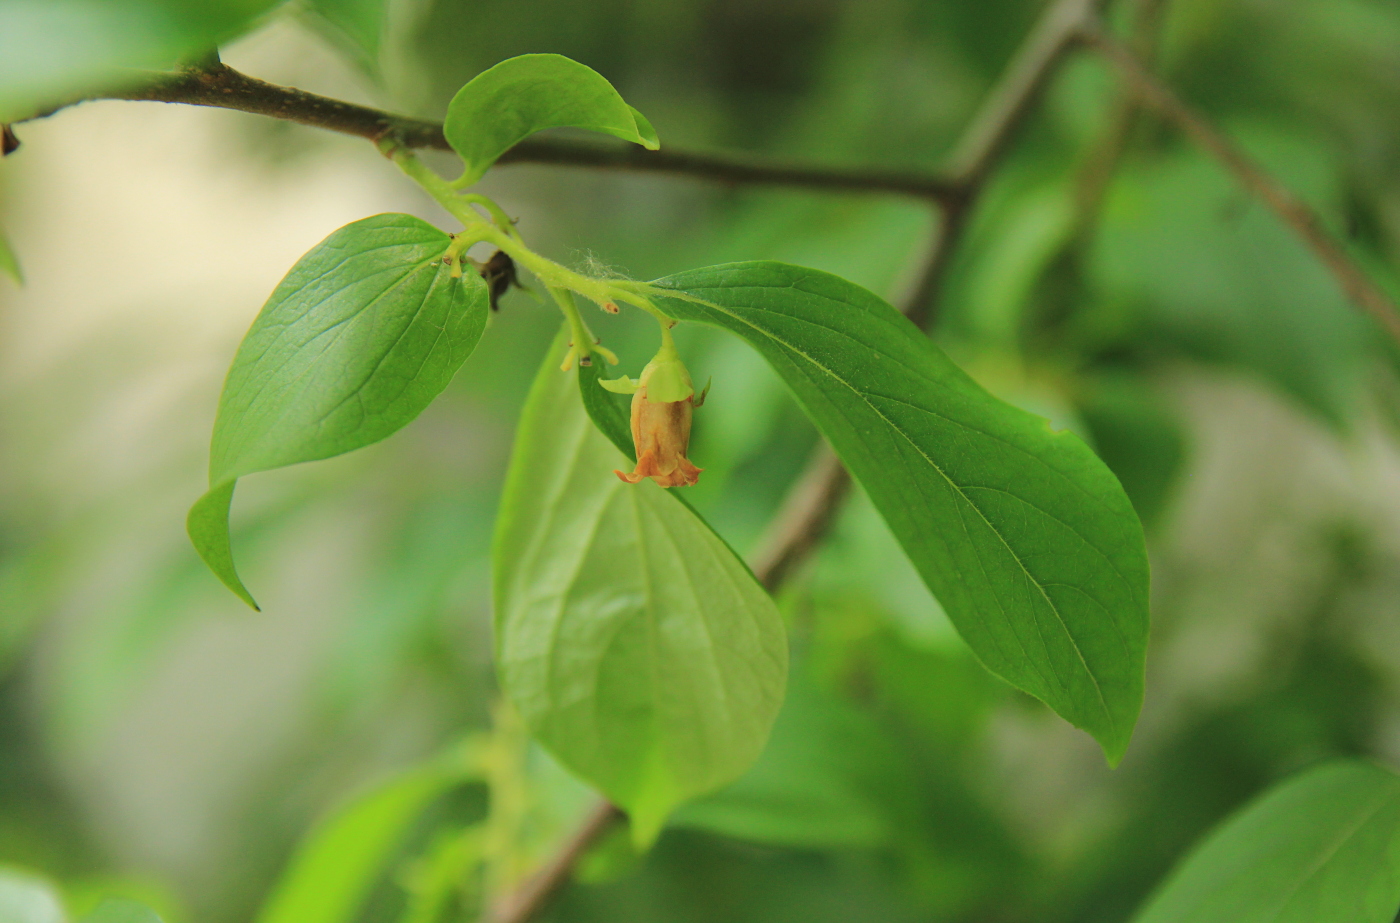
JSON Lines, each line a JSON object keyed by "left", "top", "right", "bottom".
{"left": 14, "top": 64, "right": 960, "bottom": 202}
{"left": 486, "top": 800, "right": 623, "bottom": 923}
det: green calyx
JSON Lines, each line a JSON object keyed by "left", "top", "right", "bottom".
{"left": 638, "top": 329, "right": 693, "bottom": 403}
{"left": 599, "top": 376, "right": 640, "bottom": 395}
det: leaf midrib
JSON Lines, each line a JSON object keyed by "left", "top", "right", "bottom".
{"left": 662, "top": 283, "right": 1117, "bottom": 731}
{"left": 1267, "top": 786, "right": 1400, "bottom": 922}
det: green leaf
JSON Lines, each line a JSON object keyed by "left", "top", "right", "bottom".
{"left": 443, "top": 54, "right": 660, "bottom": 188}
{"left": 578, "top": 359, "right": 635, "bottom": 460}
{"left": 188, "top": 213, "right": 489, "bottom": 608}
{"left": 256, "top": 757, "right": 477, "bottom": 923}
{"left": 0, "top": 0, "right": 282, "bottom": 121}
{"left": 647, "top": 262, "right": 1149, "bottom": 763}
{"left": 301, "top": 0, "right": 386, "bottom": 74}
{"left": 493, "top": 329, "right": 787, "bottom": 846}
{"left": 0, "top": 229, "right": 21, "bottom": 284}
{"left": 0, "top": 868, "right": 65, "bottom": 923}
{"left": 1133, "top": 761, "right": 1400, "bottom": 923}
{"left": 81, "top": 898, "right": 163, "bottom": 923}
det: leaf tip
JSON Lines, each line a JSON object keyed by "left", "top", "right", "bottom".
{"left": 1096, "top": 726, "right": 1134, "bottom": 769}
{"left": 187, "top": 481, "right": 261, "bottom": 611}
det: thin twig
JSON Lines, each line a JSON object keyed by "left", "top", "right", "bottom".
{"left": 1070, "top": 0, "right": 1170, "bottom": 239}
{"left": 946, "top": 0, "right": 1103, "bottom": 188}
{"left": 913, "top": 0, "right": 1105, "bottom": 326}
{"left": 15, "top": 63, "right": 961, "bottom": 203}
{"left": 1082, "top": 22, "right": 1400, "bottom": 346}
{"left": 750, "top": 447, "right": 851, "bottom": 591}
{"left": 488, "top": 800, "right": 623, "bottom": 923}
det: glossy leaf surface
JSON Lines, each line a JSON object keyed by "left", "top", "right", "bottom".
{"left": 649, "top": 262, "right": 1149, "bottom": 762}
{"left": 1134, "top": 761, "right": 1400, "bottom": 923}
{"left": 493, "top": 332, "right": 787, "bottom": 845}
{"left": 444, "top": 54, "right": 659, "bottom": 187}
{"left": 188, "top": 213, "right": 489, "bottom": 608}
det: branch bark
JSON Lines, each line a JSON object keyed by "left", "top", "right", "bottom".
{"left": 487, "top": 800, "right": 623, "bottom": 923}
{"left": 1082, "top": 22, "right": 1400, "bottom": 346}
{"left": 15, "top": 63, "right": 961, "bottom": 202}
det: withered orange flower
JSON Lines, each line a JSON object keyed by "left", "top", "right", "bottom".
{"left": 601, "top": 331, "right": 706, "bottom": 488}
{"left": 619, "top": 383, "right": 702, "bottom": 487}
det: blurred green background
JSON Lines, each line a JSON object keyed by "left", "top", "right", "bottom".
{"left": 4, "top": 0, "right": 1400, "bottom": 921}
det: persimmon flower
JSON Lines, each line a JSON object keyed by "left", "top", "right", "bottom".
{"left": 601, "top": 333, "right": 708, "bottom": 488}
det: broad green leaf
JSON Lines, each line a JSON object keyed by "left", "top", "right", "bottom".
{"left": 0, "top": 868, "right": 65, "bottom": 923}
{"left": 1134, "top": 761, "right": 1400, "bottom": 923}
{"left": 646, "top": 262, "right": 1149, "bottom": 763}
{"left": 444, "top": 54, "right": 660, "bottom": 188}
{"left": 493, "top": 330, "right": 787, "bottom": 846}
{"left": 0, "top": 229, "right": 21, "bottom": 284}
{"left": 257, "top": 757, "right": 477, "bottom": 923}
{"left": 301, "top": 0, "right": 386, "bottom": 74}
{"left": 188, "top": 213, "right": 489, "bottom": 608}
{"left": 82, "top": 898, "right": 163, "bottom": 923}
{"left": 578, "top": 358, "right": 635, "bottom": 459}
{"left": 0, "top": 0, "right": 282, "bottom": 121}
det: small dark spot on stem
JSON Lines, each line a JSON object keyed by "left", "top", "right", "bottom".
{"left": 479, "top": 249, "right": 521, "bottom": 311}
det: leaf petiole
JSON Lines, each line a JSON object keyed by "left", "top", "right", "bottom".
{"left": 389, "top": 147, "right": 675, "bottom": 360}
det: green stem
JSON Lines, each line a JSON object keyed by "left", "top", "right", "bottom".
{"left": 549, "top": 286, "right": 595, "bottom": 367}
{"left": 459, "top": 193, "right": 522, "bottom": 240}
{"left": 387, "top": 145, "right": 676, "bottom": 353}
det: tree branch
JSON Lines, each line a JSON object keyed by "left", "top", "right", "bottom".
{"left": 945, "top": 0, "right": 1103, "bottom": 189}
{"left": 1070, "top": 0, "right": 1171, "bottom": 241}
{"left": 750, "top": 447, "right": 851, "bottom": 591}
{"left": 1082, "top": 22, "right": 1400, "bottom": 346}
{"left": 15, "top": 63, "right": 961, "bottom": 202}
{"left": 487, "top": 800, "right": 623, "bottom": 923}
{"left": 910, "top": 0, "right": 1105, "bottom": 327}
